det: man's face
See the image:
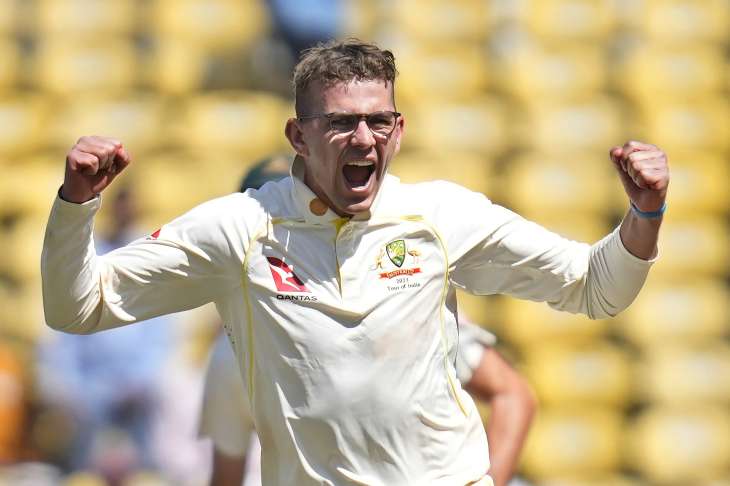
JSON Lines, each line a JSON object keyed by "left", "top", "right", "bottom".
{"left": 287, "top": 79, "right": 404, "bottom": 217}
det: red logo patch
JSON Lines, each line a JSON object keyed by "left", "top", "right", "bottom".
{"left": 150, "top": 228, "right": 161, "bottom": 239}
{"left": 266, "top": 257, "right": 309, "bottom": 293}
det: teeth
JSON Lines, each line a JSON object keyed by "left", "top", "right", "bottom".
{"left": 346, "top": 161, "right": 374, "bottom": 167}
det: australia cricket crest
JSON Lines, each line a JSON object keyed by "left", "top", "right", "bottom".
{"left": 386, "top": 239, "right": 406, "bottom": 268}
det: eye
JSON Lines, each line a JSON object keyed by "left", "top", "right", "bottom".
{"left": 329, "top": 114, "right": 356, "bottom": 132}
{"left": 367, "top": 112, "right": 395, "bottom": 131}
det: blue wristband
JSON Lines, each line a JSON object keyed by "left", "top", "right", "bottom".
{"left": 630, "top": 201, "right": 666, "bottom": 219}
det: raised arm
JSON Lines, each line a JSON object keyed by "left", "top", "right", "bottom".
{"left": 42, "top": 136, "right": 238, "bottom": 333}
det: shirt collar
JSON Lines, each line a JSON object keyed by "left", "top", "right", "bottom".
{"left": 289, "top": 155, "right": 392, "bottom": 224}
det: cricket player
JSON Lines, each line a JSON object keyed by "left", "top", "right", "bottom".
{"left": 42, "top": 39, "right": 668, "bottom": 485}
{"left": 198, "top": 157, "right": 536, "bottom": 486}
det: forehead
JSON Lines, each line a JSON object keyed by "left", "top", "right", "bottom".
{"left": 309, "top": 79, "right": 395, "bottom": 114}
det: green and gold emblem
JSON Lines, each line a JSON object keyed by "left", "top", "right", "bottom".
{"left": 386, "top": 239, "right": 406, "bottom": 268}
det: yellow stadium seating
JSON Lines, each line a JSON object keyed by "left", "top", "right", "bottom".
{"left": 500, "top": 299, "right": 610, "bottom": 347}
{"left": 180, "top": 91, "right": 293, "bottom": 159}
{"left": 0, "top": 161, "right": 63, "bottom": 218}
{"left": 522, "top": 343, "right": 632, "bottom": 406}
{"left": 395, "top": 43, "right": 490, "bottom": 104}
{"left": 618, "top": 277, "right": 730, "bottom": 347}
{"left": 151, "top": 0, "right": 269, "bottom": 52}
{"left": 521, "top": 407, "right": 623, "bottom": 477}
{"left": 636, "top": 344, "right": 730, "bottom": 404}
{"left": 536, "top": 476, "right": 644, "bottom": 486}
{"left": 651, "top": 216, "right": 730, "bottom": 277}
{"left": 523, "top": 0, "right": 616, "bottom": 40}
{"left": 643, "top": 99, "right": 730, "bottom": 153}
{"left": 405, "top": 98, "right": 507, "bottom": 155}
{"left": 0, "top": 96, "right": 48, "bottom": 155}
{"left": 495, "top": 45, "right": 606, "bottom": 102}
{"left": 50, "top": 96, "right": 167, "bottom": 155}
{"left": 618, "top": 45, "right": 726, "bottom": 101}
{"left": 627, "top": 406, "right": 730, "bottom": 484}
{"left": 0, "top": 0, "right": 20, "bottom": 34}
{"left": 0, "top": 38, "right": 20, "bottom": 91}
{"left": 390, "top": 0, "right": 491, "bottom": 42}
{"left": 143, "top": 40, "right": 208, "bottom": 95}
{"left": 35, "top": 0, "right": 137, "bottom": 37}
{"left": 641, "top": 0, "right": 730, "bottom": 44}
{"left": 667, "top": 154, "right": 730, "bottom": 216}
{"left": 500, "top": 153, "right": 615, "bottom": 216}
{"left": 33, "top": 39, "right": 138, "bottom": 95}
{"left": 389, "top": 150, "right": 494, "bottom": 194}
{"left": 518, "top": 97, "right": 623, "bottom": 152}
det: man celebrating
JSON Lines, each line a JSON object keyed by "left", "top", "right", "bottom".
{"left": 42, "top": 39, "right": 668, "bottom": 485}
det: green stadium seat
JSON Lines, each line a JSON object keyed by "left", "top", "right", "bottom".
{"left": 618, "top": 277, "right": 730, "bottom": 347}
{"left": 636, "top": 344, "right": 730, "bottom": 404}
{"left": 627, "top": 406, "right": 730, "bottom": 484}
{"left": 523, "top": 0, "right": 616, "bottom": 40}
{"left": 33, "top": 39, "right": 138, "bottom": 95}
{"left": 522, "top": 407, "right": 623, "bottom": 477}
{"left": 151, "top": 0, "right": 269, "bottom": 52}
{"left": 522, "top": 343, "right": 632, "bottom": 407}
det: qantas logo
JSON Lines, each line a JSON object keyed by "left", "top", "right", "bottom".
{"left": 266, "top": 257, "right": 310, "bottom": 293}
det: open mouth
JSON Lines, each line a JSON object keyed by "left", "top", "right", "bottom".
{"left": 342, "top": 161, "right": 376, "bottom": 189}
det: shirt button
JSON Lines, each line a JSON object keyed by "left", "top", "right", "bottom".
{"left": 309, "top": 198, "right": 328, "bottom": 216}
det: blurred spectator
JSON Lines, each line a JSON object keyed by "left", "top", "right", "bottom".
{"left": 34, "top": 186, "right": 175, "bottom": 484}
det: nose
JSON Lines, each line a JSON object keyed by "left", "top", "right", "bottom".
{"left": 349, "top": 117, "right": 376, "bottom": 148}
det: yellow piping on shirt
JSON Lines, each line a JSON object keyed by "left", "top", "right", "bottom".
{"left": 333, "top": 217, "right": 349, "bottom": 296}
{"left": 378, "top": 215, "right": 469, "bottom": 417}
{"left": 241, "top": 222, "right": 270, "bottom": 404}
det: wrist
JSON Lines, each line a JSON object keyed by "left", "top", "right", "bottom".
{"left": 59, "top": 185, "right": 96, "bottom": 204}
{"left": 630, "top": 201, "right": 666, "bottom": 219}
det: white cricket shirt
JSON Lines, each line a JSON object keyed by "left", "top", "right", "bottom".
{"left": 42, "top": 158, "right": 654, "bottom": 485}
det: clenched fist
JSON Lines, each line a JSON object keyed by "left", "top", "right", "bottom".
{"left": 61, "top": 136, "right": 132, "bottom": 203}
{"left": 609, "top": 140, "right": 669, "bottom": 213}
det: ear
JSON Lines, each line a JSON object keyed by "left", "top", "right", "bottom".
{"left": 393, "top": 114, "right": 405, "bottom": 156}
{"left": 285, "top": 118, "right": 309, "bottom": 157}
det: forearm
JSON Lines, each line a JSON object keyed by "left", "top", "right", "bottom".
{"left": 41, "top": 194, "right": 103, "bottom": 332}
{"left": 485, "top": 392, "right": 536, "bottom": 486}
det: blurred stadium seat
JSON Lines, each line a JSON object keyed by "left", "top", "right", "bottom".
{"left": 33, "top": 39, "right": 138, "bottom": 95}
{"left": 395, "top": 43, "right": 490, "bottom": 104}
{"left": 636, "top": 344, "right": 730, "bottom": 404}
{"left": 50, "top": 96, "right": 167, "bottom": 155}
{"left": 0, "top": 95, "right": 49, "bottom": 155}
{"left": 643, "top": 99, "right": 730, "bottom": 153}
{"left": 521, "top": 407, "right": 623, "bottom": 477}
{"left": 522, "top": 343, "right": 632, "bottom": 407}
{"left": 390, "top": 0, "right": 491, "bottom": 42}
{"left": 389, "top": 150, "right": 494, "bottom": 194}
{"left": 518, "top": 98, "right": 623, "bottom": 151}
{"left": 641, "top": 0, "right": 730, "bottom": 44}
{"left": 151, "top": 0, "right": 269, "bottom": 52}
{"left": 495, "top": 45, "right": 606, "bottom": 102}
{"left": 617, "top": 44, "right": 726, "bottom": 101}
{"left": 537, "top": 476, "right": 644, "bottom": 486}
{"left": 35, "top": 0, "right": 137, "bottom": 37}
{"left": 618, "top": 278, "right": 730, "bottom": 347}
{"left": 405, "top": 98, "right": 507, "bottom": 155}
{"left": 651, "top": 217, "right": 730, "bottom": 277}
{"left": 500, "top": 299, "right": 610, "bottom": 347}
{"left": 501, "top": 153, "right": 615, "bottom": 217}
{"left": 143, "top": 40, "right": 208, "bottom": 95}
{"left": 0, "top": 1, "right": 18, "bottom": 34}
{"left": 667, "top": 153, "right": 730, "bottom": 216}
{"left": 627, "top": 406, "right": 730, "bottom": 484}
{"left": 523, "top": 0, "right": 616, "bottom": 40}
{"left": 0, "top": 38, "right": 20, "bottom": 91}
{"left": 181, "top": 91, "right": 298, "bottom": 158}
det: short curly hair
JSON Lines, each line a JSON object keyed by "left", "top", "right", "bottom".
{"left": 292, "top": 38, "right": 398, "bottom": 116}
